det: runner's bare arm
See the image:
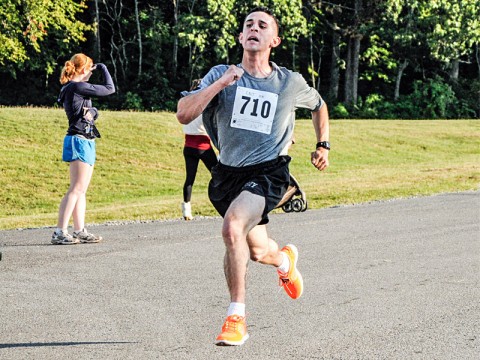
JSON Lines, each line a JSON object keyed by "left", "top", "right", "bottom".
{"left": 176, "top": 65, "right": 244, "bottom": 124}
{"left": 310, "top": 103, "right": 330, "bottom": 171}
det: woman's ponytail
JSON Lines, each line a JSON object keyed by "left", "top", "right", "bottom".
{"left": 59, "top": 54, "right": 93, "bottom": 84}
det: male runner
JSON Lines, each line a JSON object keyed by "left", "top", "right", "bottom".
{"left": 176, "top": 7, "right": 330, "bottom": 346}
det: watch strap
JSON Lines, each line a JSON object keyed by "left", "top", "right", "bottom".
{"left": 316, "top": 141, "right": 330, "bottom": 150}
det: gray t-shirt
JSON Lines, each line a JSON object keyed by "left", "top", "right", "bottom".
{"left": 183, "top": 62, "right": 323, "bottom": 167}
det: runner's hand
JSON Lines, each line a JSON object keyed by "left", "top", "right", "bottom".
{"left": 219, "top": 65, "right": 244, "bottom": 87}
{"left": 311, "top": 149, "right": 329, "bottom": 171}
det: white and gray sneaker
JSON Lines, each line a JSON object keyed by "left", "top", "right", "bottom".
{"left": 51, "top": 230, "right": 80, "bottom": 245}
{"left": 73, "top": 229, "right": 102, "bottom": 243}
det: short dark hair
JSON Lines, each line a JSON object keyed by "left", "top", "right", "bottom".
{"left": 243, "top": 6, "right": 281, "bottom": 36}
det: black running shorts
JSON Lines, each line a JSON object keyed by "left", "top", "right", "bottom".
{"left": 208, "top": 156, "right": 291, "bottom": 225}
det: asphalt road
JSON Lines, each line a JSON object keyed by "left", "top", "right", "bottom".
{"left": 0, "top": 191, "right": 479, "bottom": 360}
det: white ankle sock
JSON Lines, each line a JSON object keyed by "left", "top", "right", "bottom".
{"left": 227, "top": 302, "right": 245, "bottom": 317}
{"left": 277, "top": 252, "right": 290, "bottom": 273}
{"left": 55, "top": 228, "right": 67, "bottom": 234}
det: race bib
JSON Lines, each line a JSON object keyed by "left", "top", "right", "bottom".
{"left": 231, "top": 86, "right": 278, "bottom": 134}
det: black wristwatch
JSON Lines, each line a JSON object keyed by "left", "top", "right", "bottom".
{"left": 316, "top": 141, "right": 330, "bottom": 150}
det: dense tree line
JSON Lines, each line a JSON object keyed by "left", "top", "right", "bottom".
{"left": 1, "top": 0, "right": 479, "bottom": 118}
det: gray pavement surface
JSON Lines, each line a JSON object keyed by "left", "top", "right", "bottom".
{"left": 0, "top": 191, "right": 479, "bottom": 360}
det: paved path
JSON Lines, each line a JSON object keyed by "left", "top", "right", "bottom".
{"left": 0, "top": 191, "right": 479, "bottom": 359}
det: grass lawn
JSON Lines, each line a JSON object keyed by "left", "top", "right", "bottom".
{"left": 0, "top": 107, "right": 478, "bottom": 230}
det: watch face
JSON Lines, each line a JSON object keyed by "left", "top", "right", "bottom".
{"left": 317, "top": 141, "right": 330, "bottom": 150}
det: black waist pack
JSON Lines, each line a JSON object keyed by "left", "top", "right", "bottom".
{"left": 82, "top": 107, "right": 101, "bottom": 139}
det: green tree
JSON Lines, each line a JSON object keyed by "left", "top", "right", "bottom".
{"left": 207, "top": 0, "right": 238, "bottom": 63}
{"left": 176, "top": 0, "right": 309, "bottom": 81}
{"left": 419, "top": 0, "right": 480, "bottom": 80}
{"left": 0, "top": 0, "right": 91, "bottom": 67}
{"left": 371, "top": 0, "right": 479, "bottom": 99}
{"left": 369, "top": 0, "right": 425, "bottom": 100}
{"left": 243, "top": 0, "right": 309, "bottom": 69}
{"left": 177, "top": 12, "right": 210, "bottom": 84}
{"left": 310, "top": 0, "right": 373, "bottom": 107}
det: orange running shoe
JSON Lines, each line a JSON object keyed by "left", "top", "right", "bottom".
{"left": 215, "top": 315, "right": 249, "bottom": 346}
{"left": 278, "top": 244, "right": 304, "bottom": 299}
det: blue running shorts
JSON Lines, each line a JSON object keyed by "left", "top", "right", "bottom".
{"left": 62, "top": 135, "right": 96, "bottom": 166}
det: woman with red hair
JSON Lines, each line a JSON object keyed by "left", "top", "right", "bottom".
{"left": 52, "top": 53, "right": 115, "bottom": 245}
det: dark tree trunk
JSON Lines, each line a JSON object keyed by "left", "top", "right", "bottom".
{"left": 344, "top": 37, "right": 353, "bottom": 106}
{"left": 134, "top": 0, "right": 142, "bottom": 77}
{"left": 94, "top": 0, "right": 101, "bottom": 61}
{"left": 394, "top": 59, "right": 409, "bottom": 101}
{"left": 449, "top": 58, "right": 459, "bottom": 81}
{"left": 329, "top": 31, "right": 340, "bottom": 101}
{"left": 172, "top": 0, "right": 179, "bottom": 78}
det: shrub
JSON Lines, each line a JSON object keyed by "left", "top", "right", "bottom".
{"left": 357, "top": 93, "right": 383, "bottom": 119}
{"left": 330, "top": 103, "right": 350, "bottom": 119}
{"left": 352, "top": 76, "right": 476, "bottom": 119}
{"left": 409, "top": 76, "right": 456, "bottom": 118}
{"left": 124, "top": 92, "right": 144, "bottom": 111}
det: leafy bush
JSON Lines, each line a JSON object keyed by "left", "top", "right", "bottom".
{"left": 330, "top": 103, "right": 350, "bottom": 119}
{"left": 450, "top": 78, "right": 479, "bottom": 118}
{"left": 356, "top": 93, "right": 383, "bottom": 119}
{"left": 408, "top": 76, "right": 456, "bottom": 118}
{"left": 352, "top": 76, "right": 476, "bottom": 119}
{"left": 124, "top": 92, "right": 144, "bottom": 111}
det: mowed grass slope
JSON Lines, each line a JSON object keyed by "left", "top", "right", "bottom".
{"left": 0, "top": 107, "right": 479, "bottom": 230}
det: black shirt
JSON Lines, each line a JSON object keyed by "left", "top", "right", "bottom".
{"left": 58, "top": 63, "right": 115, "bottom": 137}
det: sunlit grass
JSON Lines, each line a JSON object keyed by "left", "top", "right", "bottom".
{"left": 0, "top": 107, "right": 478, "bottom": 230}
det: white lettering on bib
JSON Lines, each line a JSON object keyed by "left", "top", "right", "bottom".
{"left": 231, "top": 86, "right": 278, "bottom": 134}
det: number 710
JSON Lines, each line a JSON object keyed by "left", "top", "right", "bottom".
{"left": 240, "top": 96, "right": 271, "bottom": 118}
